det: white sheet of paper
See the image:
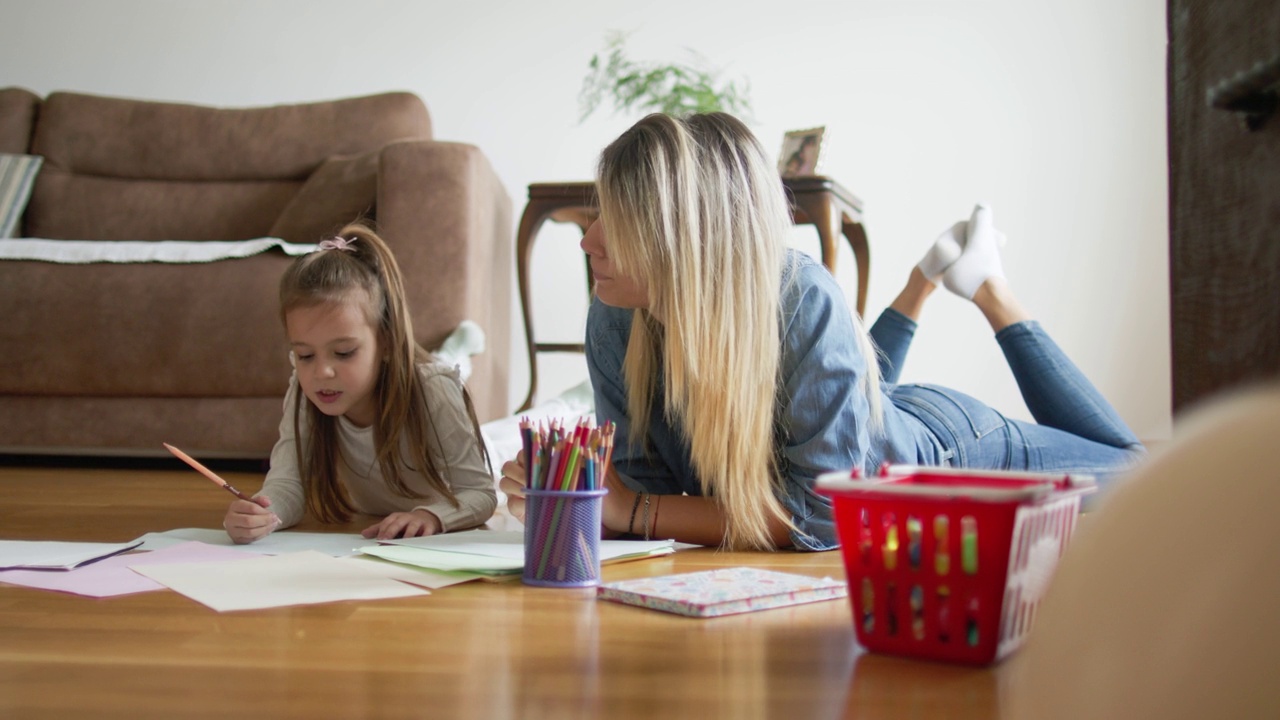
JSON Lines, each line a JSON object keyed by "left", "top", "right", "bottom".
{"left": 0, "top": 541, "right": 254, "bottom": 597}
{"left": 360, "top": 545, "right": 525, "bottom": 573}
{"left": 0, "top": 539, "right": 142, "bottom": 570}
{"left": 370, "top": 529, "right": 677, "bottom": 573}
{"left": 133, "top": 528, "right": 368, "bottom": 557}
{"left": 382, "top": 530, "right": 532, "bottom": 560}
{"left": 132, "top": 550, "right": 428, "bottom": 612}
{"left": 341, "top": 556, "right": 482, "bottom": 589}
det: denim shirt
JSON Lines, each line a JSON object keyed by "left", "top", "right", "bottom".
{"left": 586, "top": 251, "right": 933, "bottom": 551}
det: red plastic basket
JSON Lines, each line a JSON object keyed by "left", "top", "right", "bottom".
{"left": 817, "top": 465, "right": 1095, "bottom": 665}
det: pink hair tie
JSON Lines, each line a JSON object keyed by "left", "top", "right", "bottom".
{"left": 318, "top": 236, "right": 356, "bottom": 252}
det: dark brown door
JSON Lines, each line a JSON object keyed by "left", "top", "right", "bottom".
{"left": 1168, "top": 0, "right": 1280, "bottom": 413}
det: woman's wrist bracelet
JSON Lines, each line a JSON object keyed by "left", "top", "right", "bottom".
{"left": 628, "top": 491, "right": 642, "bottom": 535}
{"left": 641, "top": 492, "right": 652, "bottom": 541}
{"left": 651, "top": 494, "right": 661, "bottom": 539}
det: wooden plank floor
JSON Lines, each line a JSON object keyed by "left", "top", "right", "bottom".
{"left": 0, "top": 462, "right": 1006, "bottom": 719}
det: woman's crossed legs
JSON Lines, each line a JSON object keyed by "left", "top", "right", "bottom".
{"left": 870, "top": 205, "right": 1145, "bottom": 478}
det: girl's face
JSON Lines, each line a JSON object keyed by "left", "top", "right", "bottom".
{"left": 581, "top": 219, "right": 649, "bottom": 309}
{"left": 286, "top": 296, "right": 382, "bottom": 428}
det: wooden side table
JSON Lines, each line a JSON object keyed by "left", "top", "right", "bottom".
{"left": 515, "top": 176, "right": 870, "bottom": 412}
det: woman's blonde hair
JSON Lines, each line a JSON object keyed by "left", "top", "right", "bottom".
{"left": 597, "top": 113, "right": 880, "bottom": 550}
{"left": 278, "top": 222, "right": 490, "bottom": 523}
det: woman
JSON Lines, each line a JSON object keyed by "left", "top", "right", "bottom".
{"left": 501, "top": 112, "right": 1145, "bottom": 551}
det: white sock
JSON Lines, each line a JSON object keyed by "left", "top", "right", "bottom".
{"left": 943, "top": 203, "right": 1006, "bottom": 299}
{"left": 916, "top": 221, "right": 966, "bottom": 283}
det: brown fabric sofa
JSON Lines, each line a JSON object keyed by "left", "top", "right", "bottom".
{"left": 0, "top": 88, "right": 511, "bottom": 458}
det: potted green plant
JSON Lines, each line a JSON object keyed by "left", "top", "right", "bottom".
{"left": 578, "top": 31, "right": 754, "bottom": 122}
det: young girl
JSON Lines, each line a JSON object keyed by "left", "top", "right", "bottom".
{"left": 500, "top": 112, "right": 1145, "bottom": 552}
{"left": 223, "top": 223, "right": 495, "bottom": 543}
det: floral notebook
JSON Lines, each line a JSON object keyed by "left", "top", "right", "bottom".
{"left": 597, "top": 566, "right": 848, "bottom": 618}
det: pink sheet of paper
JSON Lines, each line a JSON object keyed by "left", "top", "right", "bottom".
{"left": 0, "top": 541, "right": 255, "bottom": 598}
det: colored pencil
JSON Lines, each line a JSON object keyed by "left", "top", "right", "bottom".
{"left": 163, "top": 442, "right": 254, "bottom": 503}
{"left": 521, "top": 418, "right": 618, "bottom": 580}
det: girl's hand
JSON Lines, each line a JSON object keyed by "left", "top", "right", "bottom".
{"left": 362, "top": 509, "right": 442, "bottom": 540}
{"left": 224, "top": 496, "right": 280, "bottom": 544}
{"left": 497, "top": 450, "right": 528, "bottom": 523}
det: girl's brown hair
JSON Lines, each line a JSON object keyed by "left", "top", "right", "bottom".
{"left": 278, "top": 223, "right": 491, "bottom": 523}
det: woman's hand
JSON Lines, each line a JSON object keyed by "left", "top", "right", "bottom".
{"left": 223, "top": 496, "right": 280, "bottom": 544}
{"left": 501, "top": 450, "right": 632, "bottom": 539}
{"left": 600, "top": 466, "right": 638, "bottom": 537}
{"left": 361, "top": 509, "right": 442, "bottom": 540}
{"left": 497, "top": 450, "right": 529, "bottom": 524}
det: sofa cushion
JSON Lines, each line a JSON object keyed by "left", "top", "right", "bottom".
{"left": 269, "top": 149, "right": 379, "bottom": 244}
{"left": 26, "top": 169, "right": 300, "bottom": 240}
{"left": 26, "top": 91, "right": 431, "bottom": 240}
{"left": 31, "top": 91, "right": 430, "bottom": 180}
{"left": 0, "top": 254, "right": 295, "bottom": 398}
{"left": 0, "top": 153, "right": 42, "bottom": 237}
{"left": 0, "top": 88, "right": 39, "bottom": 154}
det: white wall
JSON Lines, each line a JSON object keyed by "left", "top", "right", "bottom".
{"left": 0, "top": 0, "right": 1172, "bottom": 440}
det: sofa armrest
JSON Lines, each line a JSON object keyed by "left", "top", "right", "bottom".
{"left": 376, "top": 139, "right": 513, "bottom": 422}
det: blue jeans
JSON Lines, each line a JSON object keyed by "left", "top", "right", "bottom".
{"left": 869, "top": 308, "right": 1146, "bottom": 481}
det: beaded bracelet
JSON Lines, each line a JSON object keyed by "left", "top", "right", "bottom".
{"left": 628, "top": 491, "right": 642, "bottom": 535}
{"left": 642, "top": 492, "right": 652, "bottom": 541}
{"left": 651, "top": 495, "right": 661, "bottom": 539}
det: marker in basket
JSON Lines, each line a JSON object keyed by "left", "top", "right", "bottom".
{"left": 163, "top": 442, "right": 254, "bottom": 502}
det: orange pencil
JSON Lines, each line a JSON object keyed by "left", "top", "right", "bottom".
{"left": 163, "top": 442, "right": 255, "bottom": 503}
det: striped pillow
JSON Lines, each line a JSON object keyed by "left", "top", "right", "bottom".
{"left": 0, "top": 154, "right": 43, "bottom": 238}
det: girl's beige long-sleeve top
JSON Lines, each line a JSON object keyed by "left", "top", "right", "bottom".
{"left": 259, "top": 362, "right": 496, "bottom": 532}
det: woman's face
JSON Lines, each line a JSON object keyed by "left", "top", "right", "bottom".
{"left": 581, "top": 219, "right": 649, "bottom": 309}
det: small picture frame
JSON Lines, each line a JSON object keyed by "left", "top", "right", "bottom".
{"left": 778, "top": 127, "right": 825, "bottom": 177}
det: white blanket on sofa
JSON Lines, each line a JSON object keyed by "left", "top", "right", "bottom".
{"left": 0, "top": 237, "right": 317, "bottom": 263}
